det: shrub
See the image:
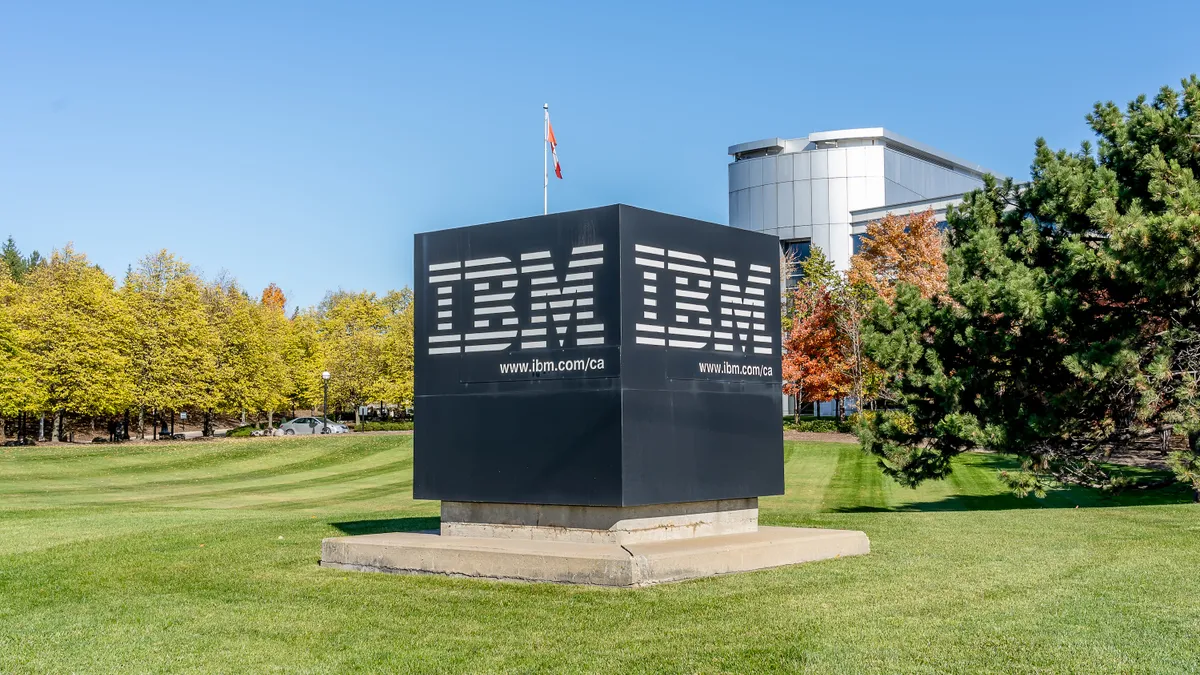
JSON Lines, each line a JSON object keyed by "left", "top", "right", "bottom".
{"left": 783, "top": 418, "right": 852, "bottom": 434}
{"left": 354, "top": 421, "right": 414, "bottom": 432}
{"left": 225, "top": 426, "right": 255, "bottom": 438}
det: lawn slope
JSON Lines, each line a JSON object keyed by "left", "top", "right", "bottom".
{"left": 1, "top": 437, "right": 1197, "bottom": 673}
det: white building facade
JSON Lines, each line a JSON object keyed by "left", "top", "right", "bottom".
{"left": 727, "top": 128, "right": 998, "bottom": 275}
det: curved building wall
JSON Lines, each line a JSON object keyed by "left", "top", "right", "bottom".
{"left": 729, "top": 140, "right": 986, "bottom": 270}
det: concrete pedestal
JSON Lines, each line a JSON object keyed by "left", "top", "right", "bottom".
{"left": 320, "top": 500, "right": 869, "bottom": 586}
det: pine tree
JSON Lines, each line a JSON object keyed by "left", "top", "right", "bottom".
{"left": 861, "top": 76, "right": 1200, "bottom": 499}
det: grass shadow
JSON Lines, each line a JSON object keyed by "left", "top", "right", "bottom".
{"left": 330, "top": 516, "right": 439, "bottom": 535}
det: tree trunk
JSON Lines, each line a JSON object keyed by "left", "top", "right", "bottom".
{"left": 123, "top": 409, "right": 131, "bottom": 441}
{"left": 354, "top": 406, "right": 361, "bottom": 428}
{"left": 138, "top": 407, "right": 145, "bottom": 440}
{"left": 241, "top": 410, "right": 247, "bottom": 425}
{"left": 53, "top": 411, "right": 63, "bottom": 442}
{"left": 792, "top": 394, "right": 800, "bottom": 425}
{"left": 203, "top": 409, "right": 213, "bottom": 437}
{"left": 0, "top": 416, "right": 6, "bottom": 445}
{"left": 39, "top": 414, "right": 45, "bottom": 442}
{"left": 267, "top": 410, "right": 274, "bottom": 432}
{"left": 837, "top": 398, "right": 845, "bottom": 422}
{"left": 170, "top": 411, "right": 175, "bottom": 436}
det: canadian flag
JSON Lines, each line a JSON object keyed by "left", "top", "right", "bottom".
{"left": 547, "top": 117, "right": 562, "bottom": 179}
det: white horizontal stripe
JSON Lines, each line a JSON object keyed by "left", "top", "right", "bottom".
{"left": 636, "top": 323, "right": 665, "bottom": 333}
{"left": 521, "top": 251, "right": 551, "bottom": 260}
{"left": 737, "top": 322, "right": 749, "bottom": 329}
{"left": 754, "top": 335, "right": 772, "bottom": 343}
{"left": 465, "top": 256, "right": 510, "bottom": 267}
{"left": 475, "top": 292, "right": 515, "bottom": 303}
{"left": 437, "top": 310, "right": 452, "bottom": 318}
{"left": 531, "top": 276, "right": 558, "bottom": 285}
{"left": 577, "top": 298, "right": 593, "bottom": 306}
{"left": 643, "top": 271, "right": 656, "bottom": 280}
{"left": 572, "top": 244, "right": 604, "bottom": 254}
{"left": 699, "top": 279, "right": 711, "bottom": 288}
{"left": 576, "top": 324, "right": 603, "bottom": 333}
{"left": 734, "top": 309, "right": 752, "bottom": 317}
{"left": 713, "top": 270, "right": 737, "bottom": 280}
{"left": 721, "top": 307, "right": 733, "bottom": 315}
{"left": 531, "top": 288, "right": 561, "bottom": 297}
{"left": 474, "top": 320, "right": 489, "bottom": 328}
{"left": 521, "top": 341, "right": 547, "bottom": 349}
{"left": 667, "top": 262, "right": 710, "bottom": 276}
{"left": 556, "top": 326, "right": 568, "bottom": 334}
{"left": 429, "top": 261, "right": 462, "bottom": 272}
{"left": 713, "top": 258, "right": 735, "bottom": 268}
{"left": 754, "top": 347, "right": 772, "bottom": 355}
{"left": 429, "top": 346, "right": 461, "bottom": 355}
{"left": 752, "top": 311, "right": 765, "bottom": 319}
{"left": 721, "top": 320, "right": 733, "bottom": 327}
{"left": 438, "top": 323, "right": 453, "bottom": 331}
{"left": 522, "top": 328, "right": 546, "bottom": 336}
{"left": 745, "top": 299, "right": 765, "bottom": 307}
{"left": 522, "top": 263, "right": 555, "bottom": 274}
{"left": 465, "top": 343, "right": 510, "bottom": 353}
{"left": 429, "top": 334, "right": 460, "bottom": 343}
{"left": 676, "top": 277, "right": 688, "bottom": 285}
{"left": 644, "top": 311, "right": 657, "bottom": 320}
{"left": 677, "top": 302, "right": 707, "bottom": 313}
{"left": 502, "top": 279, "right": 518, "bottom": 288}
{"left": 438, "top": 298, "right": 452, "bottom": 306}
{"left": 644, "top": 285, "right": 656, "bottom": 293}
{"left": 437, "top": 286, "right": 452, "bottom": 295}
{"left": 429, "top": 273, "right": 461, "bottom": 283}
{"left": 577, "top": 336, "right": 605, "bottom": 345}
{"left": 714, "top": 331, "right": 733, "bottom": 339}
{"left": 635, "top": 244, "right": 664, "bottom": 255}
{"left": 715, "top": 344, "right": 733, "bottom": 352}
{"left": 568, "top": 257, "right": 603, "bottom": 267}
{"left": 644, "top": 298, "right": 657, "bottom": 306}
{"left": 669, "top": 339, "right": 706, "bottom": 349}
{"left": 549, "top": 300, "right": 574, "bottom": 308}
{"left": 563, "top": 285, "right": 593, "bottom": 294}
{"left": 464, "top": 268, "right": 517, "bottom": 279}
{"left": 635, "top": 257, "right": 665, "bottom": 269}
{"left": 754, "top": 323, "right": 765, "bottom": 331}
{"left": 676, "top": 315, "right": 688, "bottom": 323}
{"left": 502, "top": 317, "right": 518, "bottom": 325}
{"left": 699, "top": 317, "right": 712, "bottom": 325}
{"left": 565, "top": 272, "right": 592, "bottom": 281}
{"left": 531, "top": 315, "right": 546, "bottom": 323}
{"left": 669, "top": 326, "right": 711, "bottom": 338}
{"left": 721, "top": 295, "right": 743, "bottom": 304}
{"left": 532, "top": 302, "right": 547, "bottom": 310}
{"left": 552, "top": 313, "right": 570, "bottom": 321}
{"left": 465, "top": 330, "right": 518, "bottom": 341}
{"left": 577, "top": 311, "right": 593, "bottom": 320}
{"left": 636, "top": 336, "right": 666, "bottom": 346}
{"left": 667, "top": 249, "right": 706, "bottom": 263}
{"left": 720, "top": 283, "right": 741, "bottom": 292}
{"left": 750, "top": 264, "right": 771, "bottom": 273}
{"left": 475, "top": 305, "right": 514, "bottom": 315}
{"left": 474, "top": 282, "right": 490, "bottom": 291}
{"left": 746, "top": 287, "right": 765, "bottom": 296}
{"left": 677, "top": 289, "right": 708, "bottom": 300}
{"left": 748, "top": 275, "right": 771, "bottom": 285}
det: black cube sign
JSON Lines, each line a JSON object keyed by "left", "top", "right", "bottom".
{"left": 414, "top": 205, "right": 783, "bottom": 506}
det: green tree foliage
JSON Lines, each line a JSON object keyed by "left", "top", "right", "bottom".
{"left": 124, "top": 251, "right": 218, "bottom": 429}
{"left": 0, "top": 259, "right": 36, "bottom": 438}
{"left": 283, "top": 309, "right": 325, "bottom": 413}
{"left": 861, "top": 76, "right": 1200, "bottom": 499}
{"left": 17, "top": 247, "right": 133, "bottom": 437}
{"left": 379, "top": 289, "right": 415, "bottom": 409}
{"left": 319, "top": 290, "right": 387, "bottom": 424}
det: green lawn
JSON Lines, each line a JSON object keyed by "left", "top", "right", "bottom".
{"left": 1, "top": 436, "right": 1197, "bottom": 673}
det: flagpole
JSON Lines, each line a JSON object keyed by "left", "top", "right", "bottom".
{"left": 543, "top": 103, "right": 549, "bottom": 215}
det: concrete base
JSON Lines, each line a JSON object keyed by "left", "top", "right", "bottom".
{"left": 320, "top": 526, "right": 870, "bottom": 587}
{"left": 440, "top": 498, "right": 759, "bottom": 544}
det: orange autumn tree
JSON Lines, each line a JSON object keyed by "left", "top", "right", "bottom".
{"left": 261, "top": 283, "right": 286, "bottom": 312}
{"left": 782, "top": 250, "right": 850, "bottom": 422}
{"left": 848, "top": 208, "right": 947, "bottom": 302}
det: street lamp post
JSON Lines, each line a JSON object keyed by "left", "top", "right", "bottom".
{"left": 322, "top": 371, "right": 331, "bottom": 433}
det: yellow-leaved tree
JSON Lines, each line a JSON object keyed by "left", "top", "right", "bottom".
{"left": 17, "top": 246, "right": 133, "bottom": 440}
{"left": 380, "top": 288, "right": 415, "bottom": 411}
{"left": 319, "top": 290, "right": 387, "bottom": 426}
{"left": 123, "top": 251, "right": 218, "bottom": 437}
{"left": 0, "top": 259, "right": 37, "bottom": 442}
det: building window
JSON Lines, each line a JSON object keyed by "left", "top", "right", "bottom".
{"left": 780, "top": 240, "right": 810, "bottom": 287}
{"left": 852, "top": 233, "right": 865, "bottom": 255}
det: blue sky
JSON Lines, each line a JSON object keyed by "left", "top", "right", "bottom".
{"left": 3, "top": 0, "right": 1197, "bottom": 309}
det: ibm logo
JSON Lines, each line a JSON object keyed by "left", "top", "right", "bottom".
{"left": 425, "top": 244, "right": 606, "bottom": 355}
{"left": 425, "top": 242, "right": 773, "bottom": 357}
{"left": 633, "top": 244, "right": 772, "bottom": 355}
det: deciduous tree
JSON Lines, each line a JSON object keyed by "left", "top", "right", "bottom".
{"left": 848, "top": 209, "right": 947, "bottom": 303}
{"left": 782, "top": 251, "right": 850, "bottom": 421}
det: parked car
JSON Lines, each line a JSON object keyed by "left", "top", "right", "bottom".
{"left": 278, "top": 417, "right": 349, "bottom": 435}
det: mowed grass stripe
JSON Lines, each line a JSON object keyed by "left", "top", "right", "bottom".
{"left": 1, "top": 436, "right": 400, "bottom": 481}
{"left": 1, "top": 438, "right": 408, "bottom": 498}
{"left": 18, "top": 452, "right": 413, "bottom": 509}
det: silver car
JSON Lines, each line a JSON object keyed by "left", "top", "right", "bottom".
{"left": 279, "top": 417, "right": 348, "bottom": 435}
